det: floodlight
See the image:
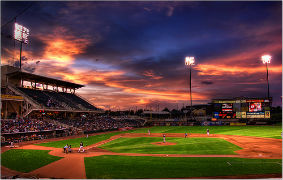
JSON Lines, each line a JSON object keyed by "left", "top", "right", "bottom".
{"left": 14, "top": 23, "right": 30, "bottom": 44}
{"left": 261, "top": 55, "right": 271, "bottom": 64}
{"left": 185, "top": 57, "right": 195, "bottom": 66}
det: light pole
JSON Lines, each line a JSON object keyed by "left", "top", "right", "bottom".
{"left": 261, "top": 55, "right": 271, "bottom": 99}
{"left": 14, "top": 23, "right": 30, "bottom": 70}
{"left": 185, "top": 56, "right": 195, "bottom": 115}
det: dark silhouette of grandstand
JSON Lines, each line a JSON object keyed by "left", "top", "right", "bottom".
{"left": 1, "top": 65, "right": 102, "bottom": 119}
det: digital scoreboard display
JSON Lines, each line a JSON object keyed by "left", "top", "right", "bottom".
{"left": 222, "top": 103, "right": 232, "bottom": 112}
{"left": 249, "top": 102, "right": 262, "bottom": 112}
{"left": 214, "top": 112, "right": 236, "bottom": 119}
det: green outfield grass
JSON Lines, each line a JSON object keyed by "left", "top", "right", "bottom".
{"left": 36, "top": 131, "right": 124, "bottom": 148}
{"left": 35, "top": 125, "right": 282, "bottom": 148}
{"left": 1, "top": 149, "right": 62, "bottom": 173}
{"left": 84, "top": 155, "right": 282, "bottom": 179}
{"left": 99, "top": 137, "right": 242, "bottom": 154}
{"left": 131, "top": 126, "right": 282, "bottom": 139}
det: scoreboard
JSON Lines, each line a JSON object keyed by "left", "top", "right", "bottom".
{"left": 213, "top": 98, "right": 271, "bottom": 119}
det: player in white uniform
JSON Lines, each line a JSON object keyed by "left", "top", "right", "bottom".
{"left": 78, "top": 142, "right": 85, "bottom": 152}
{"left": 64, "top": 144, "right": 68, "bottom": 153}
{"left": 207, "top": 129, "right": 210, "bottom": 136}
{"left": 148, "top": 129, "right": 151, "bottom": 136}
{"left": 163, "top": 134, "right": 166, "bottom": 143}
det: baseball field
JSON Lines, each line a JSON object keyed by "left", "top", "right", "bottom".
{"left": 1, "top": 125, "right": 282, "bottom": 179}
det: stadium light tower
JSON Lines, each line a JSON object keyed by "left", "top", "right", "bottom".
{"left": 14, "top": 23, "right": 30, "bottom": 70}
{"left": 185, "top": 57, "right": 195, "bottom": 114}
{"left": 261, "top": 55, "right": 271, "bottom": 99}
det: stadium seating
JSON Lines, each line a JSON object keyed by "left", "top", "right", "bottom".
{"left": 55, "top": 116, "right": 145, "bottom": 133}
{"left": 59, "top": 92, "right": 98, "bottom": 110}
{"left": 1, "top": 119, "right": 64, "bottom": 134}
{"left": 18, "top": 87, "right": 50, "bottom": 106}
{"left": 17, "top": 88, "right": 98, "bottom": 111}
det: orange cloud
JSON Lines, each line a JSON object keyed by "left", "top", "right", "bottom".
{"left": 50, "top": 68, "right": 207, "bottom": 104}
{"left": 37, "top": 26, "right": 90, "bottom": 66}
{"left": 143, "top": 70, "right": 163, "bottom": 80}
{"left": 42, "top": 38, "right": 89, "bottom": 65}
{"left": 1, "top": 48, "right": 35, "bottom": 64}
{"left": 202, "top": 43, "right": 282, "bottom": 66}
{"left": 195, "top": 64, "right": 282, "bottom": 76}
{"left": 105, "top": 81, "right": 207, "bottom": 101}
{"left": 2, "top": 26, "right": 91, "bottom": 67}
{"left": 137, "top": 99, "right": 150, "bottom": 104}
{"left": 53, "top": 69, "right": 125, "bottom": 85}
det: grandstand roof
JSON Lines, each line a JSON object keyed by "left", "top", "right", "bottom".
{"left": 7, "top": 70, "right": 84, "bottom": 89}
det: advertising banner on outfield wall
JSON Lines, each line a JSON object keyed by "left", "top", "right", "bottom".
{"left": 265, "top": 111, "right": 270, "bottom": 118}
{"left": 230, "top": 122, "right": 246, "bottom": 126}
{"left": 236, "top": 112, "right": 241, "bottom": 118}
{"left": 241, "top": 112, "right": 247, "bottom": 118}
{"left": 246, "top": 112, "right": 265, "bottom": 118}
{"left": 213, "top": 112, "right": 219, "bottom": 118}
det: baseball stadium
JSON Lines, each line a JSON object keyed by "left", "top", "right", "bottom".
{"left": 1, "top": 65, "right": 282, "bottom": 179}
{"left": 1, "top": 1, "right": 282, "bottom": 179}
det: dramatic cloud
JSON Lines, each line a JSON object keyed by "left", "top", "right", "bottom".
{"left": 1, "top": 1, "right": 282, "bottom": 109}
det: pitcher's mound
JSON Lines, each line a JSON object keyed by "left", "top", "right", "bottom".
{"left": 151, "top": 142, "right": 177, "bottom": 146}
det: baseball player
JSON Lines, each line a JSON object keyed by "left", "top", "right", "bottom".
{"left": 68, "top": 145, "right": 72, "bottom": 153}
{"left": 163, "top": 134, "right": 166, "bottom": 143}
{"left": 78, "top": 141, "right": 85, "bottom": 153}
{"left": 207, "top": 129, "right": 210, "bottom": 136}
{"left": 10, "top": 140, "right": 15, "bottom": 148}
{"left": 64, "top": 144, "right": 68, "bottom": 153}
{"left": 148, "top": 129, "right": 151, "bottom": 136}
{"left": 185, "top": 133, "right": 188, "bottom": 138}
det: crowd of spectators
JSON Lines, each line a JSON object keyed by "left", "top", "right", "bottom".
{"left": 1, "top": 119, "right": 64, "bottom": 134}
{"left": 55, "top": 115, "right": 145, "bottom": 132}
{"left": 1, "top": 116, "right": 145, "bottom": 146}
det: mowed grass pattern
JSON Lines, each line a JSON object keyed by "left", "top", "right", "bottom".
{"left": 1, "top": 149, "right": 62, "bottom": 173}
{"left": 36, "top": 131, "right": 124, "bottom": 148}
{"left": 131, "top": 126, "right": 282, "bottom": 139}
{"left": 99, "top": 137, "right": 242, "bottom": 154}
{"left": 85, "top": 155, "right": 282, "bottom": 179}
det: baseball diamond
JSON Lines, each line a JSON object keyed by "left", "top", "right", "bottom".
{"left": 1, "top": 126, "right": 282, "bottom": 179}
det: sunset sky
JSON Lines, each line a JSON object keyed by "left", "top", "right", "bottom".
{"left": 1, "top": 1, "right": 282, "bottom": 110}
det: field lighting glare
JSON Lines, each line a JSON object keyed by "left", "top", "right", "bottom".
{"left": 185, "top": 57, "right": 195, "bottom": 66}
{"left": 14, "top": 23, "right": 30, "bottom": 44}
{"left": 14, "top": 22, "right": 30, "bottom": 70}
{"left": 261, "top": 55, "right": 271, "bottom": 64}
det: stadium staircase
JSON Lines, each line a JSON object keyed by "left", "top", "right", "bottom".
{"left": 7, "top": 84, "right": 42, "bottom": 117}
{"left": 7, "top": 84, "right": 42, "bottom": 109}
